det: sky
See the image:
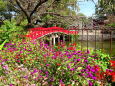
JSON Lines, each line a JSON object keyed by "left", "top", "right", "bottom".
{"left": 77, "top": 0, "right": 98, "bottom": 17}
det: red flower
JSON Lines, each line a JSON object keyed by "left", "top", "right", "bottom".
{"left": 67, "top": 47, "right": 75, "bottom": 50}
{"left": 68, "top": 85, "right": 71, "bottom": 86}
{"left": 9, "top": 50, "right": 13, "bottom": 52}
{"left": 58, "top": 42, "right": 61, "bottom": 45}
{"left": 105, "top": 70, "right": 112, "bottom": 76}
{"left": 109, "top": 60, "right": 115, "bottom": 64}
{"left": 15, "top": 54, "right": 22, "bottom": 59}
{"left": 94, "top": 65, "right": 101, "bottom": 71}
{"left": 44, "top": 60, "right": 46, "bottom": 63}
{"left": 95, "top": 72, "right": 104, "bottom": 80}
{"left": 58, "top": 46, "right": 60, "bottom": 49}
{"left": 105, "top": 71, "right": 115, "bottom": 82}
{"left": 108, "top": 72, "right": 115, "bottom": 76}
{"left": 16, "top": 55, "right": 19, "bottom": 59}
{"left": 111, "top": 64, "right": 115, "bottom": 67}
{"left": 16, "top": 60, "right": 21, "bottom": 63}
{"left": 24, "top": 60, "right": 26, "bottom": 63}
{"left": 71, "top": 43, "right": 77, "bottom": 46}
{"left": 112, "top": 73, "right": 115, "bottom": 82}
{"left": 109, "top": 60, "right": 115, "bottom": 69}
{"left": 59, "top": 83, "right": 65, "bottom": 86}
{"left": 56, "top": 63, "right": 61, "bottom": 66}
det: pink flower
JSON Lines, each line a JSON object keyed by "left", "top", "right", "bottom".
{"left": 2, "top": 65, "right": 9, "bottom": 70}
{"left": 30, "top": 84, "right": 36, "bottom": 86}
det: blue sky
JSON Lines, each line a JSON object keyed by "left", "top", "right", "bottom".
{"left": 77, "top": 0, "right": 98, "bottom": 17}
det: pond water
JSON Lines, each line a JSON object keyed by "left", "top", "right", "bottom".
{"left": 77, "top": 41, "right": 115, "bottom": 59}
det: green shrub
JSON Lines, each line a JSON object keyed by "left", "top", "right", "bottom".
{"left": 0, "top": 19, "right": 24, "bottom": 43}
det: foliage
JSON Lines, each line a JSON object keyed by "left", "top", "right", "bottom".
{"left": 5, "top": 0, "right": 78, "bottom": 28}
{"left": 95, "top": 0, "right": 115, "bottom": 28}
{"left": 0, "top": 39, "right": 113, "bottom": 86}
{"left": 0, "top": 19, "right": 25, "bottom": 43}
{"left": 0, "top": 0, "right": 15, "bottom": 20}
{"left": 0, "top": 39, "right": 9, "bottom": 50}
{"left": 96, "top": 0, "right": 115, "bottom": 15}
{"left": 0, "top": 0, "right": 7, "bottom": 10}
{"left": 106, "top": 23, "right": 115, "bottom": 28}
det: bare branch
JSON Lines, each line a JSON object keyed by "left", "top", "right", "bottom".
{"left": 30, "top": 0, "right": 48, "bottom": 17}
{"left": 15, "top": 0, "right": 29, "bottom": 18}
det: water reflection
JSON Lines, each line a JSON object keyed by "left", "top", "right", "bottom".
{"left": 78, "top": 41, "right": 115, "bottom": 57}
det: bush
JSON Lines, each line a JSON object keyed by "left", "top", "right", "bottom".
{"left": 0, "top": 19, "right": 24, "bottom": 43}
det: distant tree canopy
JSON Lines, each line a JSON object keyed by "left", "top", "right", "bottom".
{"left": 0, "top": 0, "right": 79, "bottom": 28}
{"left": 95, "top": 0, "right": 115, "bottom": 27}
{"left": 0, "top": 0, "right": 15, "bottom": 20}
{"left": 96, "top": 0, "right": 115, "bottom": 15}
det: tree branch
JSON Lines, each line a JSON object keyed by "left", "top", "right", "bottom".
{"left": 15, "top": 0, "right": 29, "bottom": 18}
{"left": 30, "top": 0, "right": 48, "bottom": 17}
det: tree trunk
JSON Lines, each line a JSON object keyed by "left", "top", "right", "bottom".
{"left": 26, "top": 17, "right": 34, "bottom": 29}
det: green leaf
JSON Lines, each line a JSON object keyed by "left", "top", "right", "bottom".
{"left": 0, "top": 39, "right": 9, "bottom": 50}
{"left": 77, "top": 67, "right": 82, "bottom": 70}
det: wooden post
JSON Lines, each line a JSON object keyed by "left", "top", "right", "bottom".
{"left": 53, "top": 36, "right": 56, "bottom": 45}
{"left": 58, "top": 34, "right": 60, "bottom": 44}
{"left": 50, "top": 35, "right": 52, "bottom": 46}
{"left": 63, "top": 34, "right": 65, "bottom": 43}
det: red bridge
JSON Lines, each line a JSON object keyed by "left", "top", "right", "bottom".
{"left": 26, "top": 26, "right": 78, "bottom": 40}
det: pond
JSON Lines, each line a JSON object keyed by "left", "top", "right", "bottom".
{"left": 77, "top": 41, "right": 115, "bottom": 60}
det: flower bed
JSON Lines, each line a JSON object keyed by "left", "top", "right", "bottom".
{"left": 0, "top": 39, "right": 114, "bottom": 86}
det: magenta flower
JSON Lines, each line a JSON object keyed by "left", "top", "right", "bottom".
{"left": 90, "top": 68, "right": 96, "bottom": 72}
{"left": 23, "top": 76, "right": 28, "bottom": 79}
{"left": 70, "top": 68, "right": 74, "bottom": 71}
{"left": 19, "top": 51, "right": 23, "bottom": 53}
{"left": 92, "top": 76, "right": 97, "bottom": 80}
{"left": 9, "top": 84, "right": 14, "bottom": 86}
{"left": 52, "top": 56, "right": 57, "bottom": 59}
{"left": 74, "top": 59, "right": 77, "bottom": 61}
{"left": 67, "top": 65, "right": 70, "bottom": 69}
{"left": 88, "top": 80, "right": 93, "bottom": 86}
{"left": 84, "top": 59, "right": 88, "bottom": 63}
{"left": 86, "top": 65, "right": 91, "bottom": 69}
{"left": 67, "top": 56, "right": 72, "bottom": 59}
{"left": 86, "top": 50, "right": 90, "bottom": 54}
{"left": 46, "top": 64, "right": 50, "bottom": 66}
{"left": 81, "top": 73, "right": 85, "bottom": 76}
{"left": 31, "top": 69, "right": 38, "bottom": 75}
{"left": 45, "top": 71, "right": 49, "bottom": 74}
{"left": 77, "top": 58, "right": 80, "bottom": 62}
{"left": 6, "top": 43, "right": 13, "bottom": 45}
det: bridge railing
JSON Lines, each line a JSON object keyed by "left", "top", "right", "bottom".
{"left": 66, "top": 26, "right": 115, "bottom": 58}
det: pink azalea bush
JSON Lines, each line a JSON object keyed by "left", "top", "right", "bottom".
{"left": 0, "top": 39, "right": 113, "bottom": 86}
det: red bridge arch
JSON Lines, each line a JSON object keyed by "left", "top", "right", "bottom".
{"left": 26, "top": 27, "right": 78, "bottom": 40}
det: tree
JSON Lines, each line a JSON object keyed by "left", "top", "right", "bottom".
{"left": 0, "top": 0, "right": 16, "bottom": 21}
{"left": 8, "top": 0, "right": 78, "bottom": 28}
{"left": 95, "top": 0, "right": 115, "bottom": 27}
{"left": 96, "top": 0, "right": 115, "bottom": 15}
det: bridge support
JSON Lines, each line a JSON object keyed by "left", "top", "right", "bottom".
{"left": 53, "top": 37, "right": 56, "bottom": 45}
{"left": 63, "top": 35, "right": 65, "bottom": 43}
{"left": 49, "top": 33, "right": 66, "bottom": 46}
{"left": 50, "top": 36, "right": 52, "bottom": 45}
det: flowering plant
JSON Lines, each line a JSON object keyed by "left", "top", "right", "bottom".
{"left": 0, "top": 39, "right": 113, "bottom": 86}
